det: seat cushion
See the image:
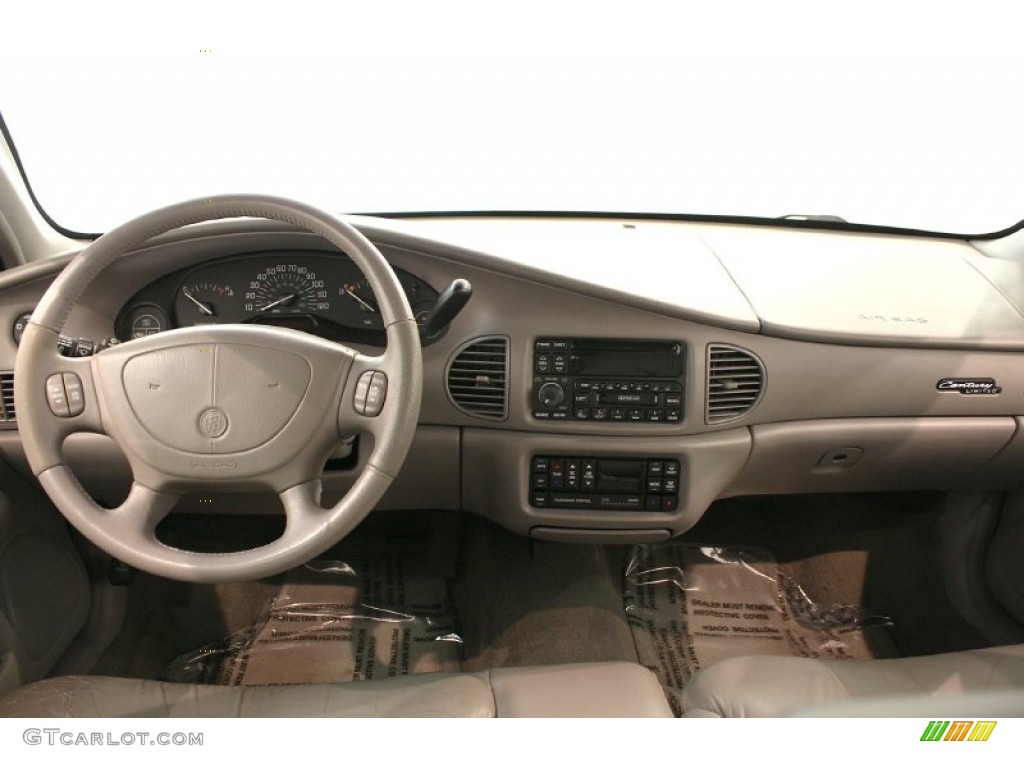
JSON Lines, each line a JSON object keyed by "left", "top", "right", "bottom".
{"left": 682, "top": 644, "right": 1024, "bottom": 717}
{"left": 0, "top": 661, "right": 672, "bottom": 718}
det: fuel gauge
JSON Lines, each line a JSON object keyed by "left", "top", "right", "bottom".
{"left": 339, "top": 279, "right": 383, "bottom": 329}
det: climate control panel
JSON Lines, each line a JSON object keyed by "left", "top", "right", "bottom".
{"left": 529, "top": 455, "right": 680, "bottom": 512}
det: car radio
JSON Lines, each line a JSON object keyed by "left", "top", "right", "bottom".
{"left": 532, "top": 338, "right": 685, "bottom": 423}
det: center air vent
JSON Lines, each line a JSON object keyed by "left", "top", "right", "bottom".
{"left": 0, "top": 372, "right": 15, "bottom": 428}
{"left": 446, "top": 336, "right": 509, "bottom": 421}
{"left": 706, "top": 344, "right": 765, "bottom": 424}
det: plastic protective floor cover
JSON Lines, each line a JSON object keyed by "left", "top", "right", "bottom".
{"left": 623, "top": 543, "right": 895, "bottom": 715}
{"left": 165, "top": 559, "right": 462, "bottom": 685}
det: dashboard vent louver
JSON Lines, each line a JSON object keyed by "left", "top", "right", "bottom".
{"left": 0, "top": 372, "right": 15, "bottom": 427}
{"left": 706, "top": 344, "right": 765, "bottom": 424}
{"left": 446, "top": 336, "right": 509, "bottom": 421}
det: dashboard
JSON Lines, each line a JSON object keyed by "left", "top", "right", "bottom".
{"left": 2, "top": 215, "right": 1024, "bottom": 543}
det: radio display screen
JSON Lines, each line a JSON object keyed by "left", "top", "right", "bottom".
{"left": 569, "top": 339, "right": 683, "bottom": 378}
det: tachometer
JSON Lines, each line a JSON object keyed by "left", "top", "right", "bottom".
{"left": 244, "top": 264, "right": 330, "bottom": 317}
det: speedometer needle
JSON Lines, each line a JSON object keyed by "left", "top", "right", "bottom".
{"left": 344, "top": 288, "right": 377, "bottom": 313}
{"left": 183, "top": 288, "right": 215, "bottom": 316}
{"left": 256, "top": 293, "right": 296, "bottom": 312}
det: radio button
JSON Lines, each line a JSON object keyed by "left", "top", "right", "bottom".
{"left": 665, "top": 409, "right": 681, "bottom": 421}
{"left": 664, "top": 394, "right": 682, "bottom": 407}
{"left": 628, "top": 408, "right": 643, "bottom": 421}
{"left": 610, "top": 408, "right": 625, "bottom": 421}
{"left": 532, "top": 457, "right": 549, "bottom": 473}
{"left": 552, "top": 340, "right": 569, "bottom": 351}
{"left": 537, "top": 381, "right": 565, "bottom": 407}
{"left": 531, "top": 493, "right": 549, "bottom": 507}
{"left": 533, "top": 474, "right": 549, "bottom": 490}
{"left": 575, "top": 408, "right": 589, "bottom": 419}
{"left": 592, "top": 408, "right": 609, "bottom": 420}
{"left": 534, "top": 340, "right": 552, "bottom": 352}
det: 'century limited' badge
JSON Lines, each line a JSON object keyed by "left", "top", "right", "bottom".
{"left": 936, "top": 378, "right": 1002, "bottom": 395}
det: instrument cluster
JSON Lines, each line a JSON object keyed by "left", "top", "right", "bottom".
{"left": 116, "top": 250, "right": 440, "bottom": 345}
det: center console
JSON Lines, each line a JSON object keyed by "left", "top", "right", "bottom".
{"left": 532, "top": 338, "right": 685, "bottom": 423}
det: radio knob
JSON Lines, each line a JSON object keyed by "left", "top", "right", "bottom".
{"left": 538, "top": 382, "right": 565, "bottom": 408}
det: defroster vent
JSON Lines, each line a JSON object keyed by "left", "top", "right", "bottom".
{"left": 0, "top": 372, "right": 15, "bottom": 428}
{"left": 446, "top": 336, "right": 509, "bottom": 421}
{"left": 706, "top": 344, "right": 764, "bottom": 424}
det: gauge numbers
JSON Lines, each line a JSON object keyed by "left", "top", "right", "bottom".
{"left": 245, "top": 264, "right": 330, "bottom": 315}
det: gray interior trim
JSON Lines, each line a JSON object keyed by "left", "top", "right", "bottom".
{"left": 937, "top": 492, "right": 1024, "bottom": 645}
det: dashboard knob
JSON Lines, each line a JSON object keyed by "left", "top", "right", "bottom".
{"left": 537, "top": 382, "right": 565, "bottom": 407}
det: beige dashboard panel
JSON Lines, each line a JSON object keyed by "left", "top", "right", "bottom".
{"left": 697, "top": 225, "right": 1024, "bottom": 348}
{"left": 725, "top": 417, "right": 1016, "bottom": 496}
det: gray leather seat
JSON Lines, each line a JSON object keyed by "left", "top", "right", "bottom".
{"left": 683, "top": 644, "right": 1024, "bottom": 717}
{"left": 0, "top": 662, "right": 672, "bottom": 718}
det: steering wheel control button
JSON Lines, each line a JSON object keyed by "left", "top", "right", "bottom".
{"left": 62, "top": 373, "right": 85, "bottom": 417}
{"left": 353, "top": 371, "right": 373, "bottom": 414}
{"left": 354, "top": 371, "right": 388, "bottom": 417}
{"left": 45, "top": 374, "right": 71, "bottom": 417}
{"left": 198, "top": 407, "right": 229, "bottom": 439}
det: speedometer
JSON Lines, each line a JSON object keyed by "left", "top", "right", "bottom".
{"left": 244, "top": 264, "right": 330, "bottom": 316}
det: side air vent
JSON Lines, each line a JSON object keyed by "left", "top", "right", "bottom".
{"left": 445, "top": 336, "right": 509, "bottom": 421}
{"left": 706, "top": 344, "right": 765, "bottom": 424}
{"left": 0, "top": 372, "right": 15, "bottom": 428}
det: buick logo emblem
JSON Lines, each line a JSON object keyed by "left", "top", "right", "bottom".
{"left": 198, "top": 407, "right": 228, "bottom": 438}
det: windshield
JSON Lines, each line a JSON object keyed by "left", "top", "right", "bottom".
{"left": 1, "top": 52, "right": 1022, "bottom": 236}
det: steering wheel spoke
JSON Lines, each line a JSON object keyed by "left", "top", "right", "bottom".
{"left": 337, "top": 319, "right": 422, "bottom": 478}
{"left": 15, "top": 324, "right": 106, "bottom": 470}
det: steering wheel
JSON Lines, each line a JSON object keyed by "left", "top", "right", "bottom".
{"left": 14, "top": 195, "right": 422, "bottom": 583}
